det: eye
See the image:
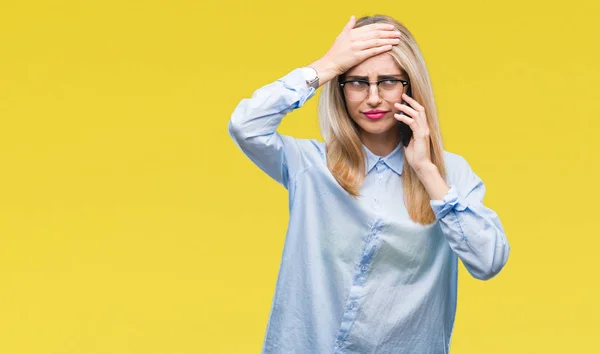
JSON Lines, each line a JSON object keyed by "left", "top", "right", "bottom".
{"left": 379, "top": 79, "right": 400, "bottom": 89}
{"left": 347, "top": 80, "right": 368, "bottom": 88}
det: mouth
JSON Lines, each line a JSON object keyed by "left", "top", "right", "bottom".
{"left": 362, "top": 111, "right": 389, "bottom": 120}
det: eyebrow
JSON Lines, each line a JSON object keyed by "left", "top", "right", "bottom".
{"left": 343, "top": 74, "right": 406, "bottom": 80}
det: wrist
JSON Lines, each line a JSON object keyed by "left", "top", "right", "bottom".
{"left": 415, "top": 162, "right": 438, "bottom": 177}
{"left": 307, "top": 58, "right": 340, "bottom": 88}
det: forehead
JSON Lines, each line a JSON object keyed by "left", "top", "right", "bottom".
{"left": 344, "top": 53, "right": 404, "bottom": 77}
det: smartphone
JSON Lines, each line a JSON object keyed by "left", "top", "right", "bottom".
{"left": 397, "top": 84, "right": 413, "bottom": 147}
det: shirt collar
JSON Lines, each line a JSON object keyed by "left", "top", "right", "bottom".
{"left": 363, "top": 141, "right": 404, "bottom": 176}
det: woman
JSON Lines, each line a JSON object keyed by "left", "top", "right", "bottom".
{"left": 228, "top": 14, "right": 510, "bottom": 354}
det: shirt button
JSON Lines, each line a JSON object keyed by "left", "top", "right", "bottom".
{"left": 360, "top": 264, "right": 368, "bottom": 273}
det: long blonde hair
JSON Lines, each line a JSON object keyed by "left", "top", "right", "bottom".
{"left": 317, "top": 14, "right": 447, "bottom": 225}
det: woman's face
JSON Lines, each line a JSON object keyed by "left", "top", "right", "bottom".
{"left": 340, "top": 53, "right": 408, "bottom": 139}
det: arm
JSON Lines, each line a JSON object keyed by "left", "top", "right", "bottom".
{"left": 227, "top": 68, "right": 317, "bottom": 189}
{"left": 229, "top": 17, "right": 403, "bottom": 188}
{"left": 422, "top": 158, "right": 510, "bottom": 281}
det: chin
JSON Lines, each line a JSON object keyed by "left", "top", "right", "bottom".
{"left": 355, "top": 118, "right": 397, "bottom": 135}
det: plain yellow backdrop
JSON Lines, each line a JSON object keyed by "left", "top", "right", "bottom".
{"left": 1, "top": 0, "right": 599, "bottom": 353}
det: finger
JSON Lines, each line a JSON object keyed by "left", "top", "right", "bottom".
{"left": 400, "top": 93, "right": 428, "bottom": 128}
{"left": 396, "top": 114, "right": 428, "bottom": 140}
{"left": 355, "top": 38, "right": 401, "bottom": 51}
{"left": 401, "top": 93, "right": 424, "bottom": 111}
{"left": 356, "top": 45, "right": 393, "bottom": 61}
{"left": 354, "top": 29, "right": 401, "bottom": 42}
{"left": 342, "top": 15, "right": 356, "bottom": 33}
{"left": 393, "top": 102, "right": 419, "bottom": 118}
{"left": 393, "top": 112, "right": 417, "bottom": 129}
{"left": 352, "top": 23, "right": 396, "bottom": 36}
{"left": 397, "top": 111, "right": 430, "bottom": 139}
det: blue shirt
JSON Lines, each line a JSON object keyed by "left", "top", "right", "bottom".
{"left": 228, "top": 68, "right": 510, "bottom": 354}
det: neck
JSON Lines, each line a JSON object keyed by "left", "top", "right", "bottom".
{"left": 360, "top": 127, "right": 402, "bottom": 157}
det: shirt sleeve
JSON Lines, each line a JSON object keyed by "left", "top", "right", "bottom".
{"left": 430, "top": 156, "right": 510, "bottom": 280}
{"left": 227, "top": 68, "right": 316, "bottom": 189}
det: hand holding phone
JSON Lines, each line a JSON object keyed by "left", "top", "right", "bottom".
{"left": 396, "top": 85, "right": 413, "bottom": 147}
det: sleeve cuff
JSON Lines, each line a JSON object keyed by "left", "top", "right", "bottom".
{"left": 277, "top": 68, "right": 316, "bottom": 108}
{"left": 430, "top": 184, "right": 469, "bottom": 219}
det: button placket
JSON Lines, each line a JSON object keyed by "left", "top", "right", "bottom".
{"left": 373, "top": 160, "right": 385, "bottom": 210}
{"left": 375, "top": 159, "right": 385, "bottom": 175}
{"left": 333, "top": 219, "right": 383, "bottom": 353}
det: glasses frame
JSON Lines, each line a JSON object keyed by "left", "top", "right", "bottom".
{"left": 338, "top": 78, "right": 410, "bottom": 102}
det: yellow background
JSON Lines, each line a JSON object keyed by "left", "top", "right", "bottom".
{"left": 1, "top": 0, "right": 598, "bottom": 353}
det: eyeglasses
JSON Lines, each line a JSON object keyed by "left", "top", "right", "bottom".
{"left": 339, "top": 79, "right": 410, "bottom": 102}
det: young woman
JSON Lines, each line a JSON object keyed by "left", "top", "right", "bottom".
{"left": 228, "top": 14, "right": 510, "bottom": 354}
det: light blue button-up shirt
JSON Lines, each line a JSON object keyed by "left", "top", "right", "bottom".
{"left": 228, "top": 68, "right": 510, "bottom": 354}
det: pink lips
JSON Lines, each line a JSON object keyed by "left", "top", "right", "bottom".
{"left": 363, "top": 111, "right": 388, "bottom": 120}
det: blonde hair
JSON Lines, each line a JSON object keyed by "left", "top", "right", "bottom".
{"left": 317, "top": 14, "right": 447, "bottom": 225}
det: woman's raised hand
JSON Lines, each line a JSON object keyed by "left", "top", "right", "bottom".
{"left": 308, "top": 16, "right": 401, "bottom": 84}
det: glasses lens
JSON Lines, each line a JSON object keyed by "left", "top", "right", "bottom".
{"left": 379, "top": 80, "right": 405, "bottom": 101}
{"left": 343, "top": 81, "right": 368, "bottom": 102}
{"left": 343, "top": 80, "right": 407, "bottom": 102}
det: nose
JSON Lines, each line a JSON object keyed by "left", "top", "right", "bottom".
{"left": 366, "top": 84, "right": 383, "bottom": 105}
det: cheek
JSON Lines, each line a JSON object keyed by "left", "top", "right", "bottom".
{"left": 345, "top": 102, "right": 361, "bottom": 120}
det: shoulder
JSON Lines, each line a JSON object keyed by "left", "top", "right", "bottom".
{"left": 441, "top": 149, "right": 480, "bottom": 186}
{"left": 277, "top": 136, "right": 326, "bottom": 175}
{"left": 305, "top": 138, "right": 326, "bottom": 157}
{"left": 442, "top": 150, "right": 469, "bottom": 169}
{"left": 284, "top": 136, "right": 326, "bottom": 161}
